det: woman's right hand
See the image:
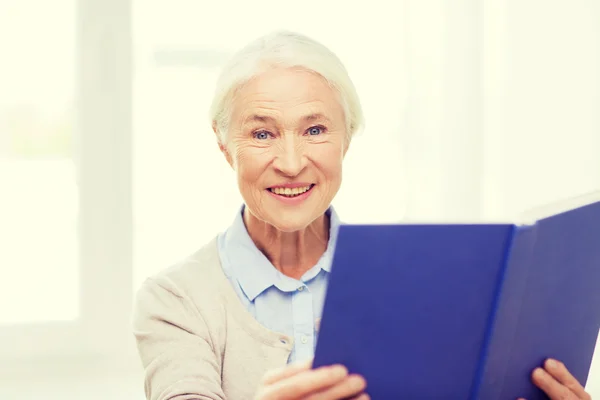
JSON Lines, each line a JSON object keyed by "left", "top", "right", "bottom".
{"left": 254, "top": 359, "right": 369, "bottom": 400}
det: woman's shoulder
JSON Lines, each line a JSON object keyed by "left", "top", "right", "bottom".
{"left": 137, "top": 235, "right": 225, "bottom": 305}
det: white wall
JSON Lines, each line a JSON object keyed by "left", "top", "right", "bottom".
{"left": 402, "top": 0, "right": 600, "bottom": 221}
{"left": 480, "top": 0, "right": 600, "bottom": 220}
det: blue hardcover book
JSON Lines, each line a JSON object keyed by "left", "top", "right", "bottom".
{"left": 313, "top": 192, "right": 600, "bottom": 399}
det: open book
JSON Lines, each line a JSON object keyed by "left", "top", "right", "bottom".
{"left": 314, "top": 191, "right": 600, "bottom": 399}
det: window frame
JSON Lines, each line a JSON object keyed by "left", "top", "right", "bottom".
{"left": 0, "top": 0, "right": 134, "bottom": 366}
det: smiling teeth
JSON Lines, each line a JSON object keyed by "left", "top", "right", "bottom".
{"left": 270, "top": 185, "right": 312, "bottom": 197}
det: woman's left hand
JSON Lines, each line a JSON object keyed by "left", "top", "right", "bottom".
{"left": 519, "top": 358, "right": 591, "bottom": 400}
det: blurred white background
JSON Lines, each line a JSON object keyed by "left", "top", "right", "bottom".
{"left": 0, "top": 0, "right": 598, "bottom": 398}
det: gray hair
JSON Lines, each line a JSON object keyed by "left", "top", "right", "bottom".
{"left": 209, "top": 30, "right": 364, "bottom": 143}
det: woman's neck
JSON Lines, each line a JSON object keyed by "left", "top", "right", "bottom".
{"left": 243, "top": 209, "right": 330, "bottom": 280}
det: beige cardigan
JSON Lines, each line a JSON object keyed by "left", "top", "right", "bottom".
{"left": 132, "top": 237, "right": 294, "bottom": 400}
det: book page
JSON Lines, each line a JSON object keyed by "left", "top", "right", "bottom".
{"left": 516, "top": 190, "right": 600, "bottom": 226}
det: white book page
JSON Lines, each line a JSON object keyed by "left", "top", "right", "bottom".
{"left": 516, "top": 190, "right": 600, "bottom": 226}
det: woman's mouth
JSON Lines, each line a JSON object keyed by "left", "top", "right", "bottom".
{"left": 267, "top": 184, "right": 315, "bottom": 198}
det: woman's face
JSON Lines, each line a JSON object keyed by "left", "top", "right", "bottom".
{"left": 221, "top": 67, "right": 348, "bottom": 232}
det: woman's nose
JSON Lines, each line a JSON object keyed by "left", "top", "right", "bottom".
{"left": 273, "top": 137, "right": 306, "bottom": 177}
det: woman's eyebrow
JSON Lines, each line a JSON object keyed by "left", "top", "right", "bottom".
{"left": 244, "top": 114, "right": 276, "bottom": 124}
{"left": 242, "top": 113, "right": 331, "bottom": 126}
{"left": 301, "top": 113, "right": 331, "bottom": 123}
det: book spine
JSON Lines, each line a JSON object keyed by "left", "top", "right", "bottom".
{"left": 469, "top": 224, "right": 538, "bottom": 400}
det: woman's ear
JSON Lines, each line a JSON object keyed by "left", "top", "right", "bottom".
{"left": 343, "top": 136, "right": 351, "bottom": 157}
{"left": 213, "top": 121, "right": 235, "bottom": 169}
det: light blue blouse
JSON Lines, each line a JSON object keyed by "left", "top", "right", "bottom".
{"left": 217, "top": 206, "right": 340, "bottom": 363}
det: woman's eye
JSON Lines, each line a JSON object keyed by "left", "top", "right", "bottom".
{"left": 254, "top": 131, "right": 270, "bottom": 140}
{"left": 308, "top": 126, "right": 324, "bottom": 136}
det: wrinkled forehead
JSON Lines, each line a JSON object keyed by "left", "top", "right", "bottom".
{"left": 230, "top": 67, "right": 346, "bottom": 127}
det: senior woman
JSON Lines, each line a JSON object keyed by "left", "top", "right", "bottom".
{"left": 132, "top": 31, "right": 591, "bottom": 400}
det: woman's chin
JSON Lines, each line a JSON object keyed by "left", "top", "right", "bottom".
{"left": 264, "top": 210, "right": 322, "bottom": 233}
{"left": 269, "top": 219, "right": 313, "bottom": 233}
{"left": 245, "top": 189, "right": 330, "bottom": 232}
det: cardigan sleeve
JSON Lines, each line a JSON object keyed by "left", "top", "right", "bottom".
{"left": 132, "top": 277, "right": 226, "bottom": 400}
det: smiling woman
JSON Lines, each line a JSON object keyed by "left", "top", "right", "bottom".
{"left": 131, "top": 30, "right": 592, "bottom": 400}
{"left": 131, "top": 2, "right": 408, "bottom": 294}
{"left": 220, "top": 67, "right": 349, "bottom": 234}
{"left": 133, "top": 31, "right": 371, "bottom": 400}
